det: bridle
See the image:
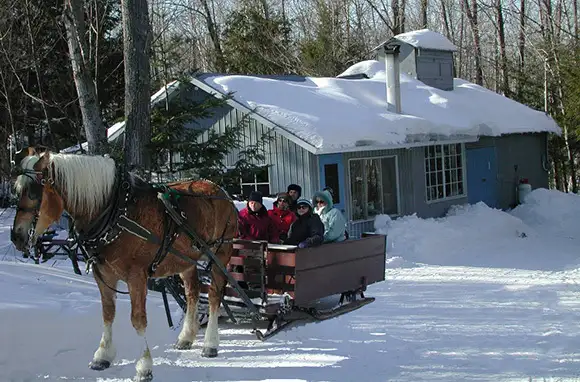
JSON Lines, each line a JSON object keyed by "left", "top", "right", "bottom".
{"left": 11, "top": 165, "right": 52, "bottom": 252}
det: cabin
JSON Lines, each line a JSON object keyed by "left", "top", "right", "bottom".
{"left": 65, "top": 29, "right": 561, "bottom": 239}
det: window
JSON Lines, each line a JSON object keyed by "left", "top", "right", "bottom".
{"left": 425, "top": 143, "right": 465, "bottom": 202}
{"left": 226, "top": 166, "right": 270, "bottom": 198}
{"left": 349, "top": 157, "right": 398, "bottom": 221}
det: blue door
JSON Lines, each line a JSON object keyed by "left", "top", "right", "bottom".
{"left": 467, "top": 147, "right": 498, "bottom": 208}
{"left": 318, "top": 154, "right": 346, "bottom": 213}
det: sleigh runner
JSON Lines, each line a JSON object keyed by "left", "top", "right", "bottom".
{"left": 151, "top": 233, "right": 387, "bottom": 340}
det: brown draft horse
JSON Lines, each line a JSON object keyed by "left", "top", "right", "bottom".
{"left": 10, "top": 147, "right": 238, "bottom": 381}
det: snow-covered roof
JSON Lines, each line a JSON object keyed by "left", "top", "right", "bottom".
{"left": 193, "top": 60, "right": 560, "bottom": 153}
{"left": 390, "top": 29, "right": 458, "bottom": 52}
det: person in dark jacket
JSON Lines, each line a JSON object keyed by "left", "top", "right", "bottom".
{"left": 237, "top": 191, "right": 279, "bottom": 243}
{"left": 287, "top": 183, "right": 302, "bottom": 213}
{"left": 284, "top": 198, "right": 324, "bottom": 248}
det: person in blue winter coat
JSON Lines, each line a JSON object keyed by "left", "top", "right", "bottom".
{"left": 312, "top": 189, "right": 347, "bottom": 243}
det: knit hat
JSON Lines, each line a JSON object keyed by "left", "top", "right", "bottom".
{"left": 248, "top": 190, "right": 263, "bottom": 204}
{"left": 287, "top": 184, "right": 302, "bottom": 198}
{"left": 296, "top": 198, "right": 312, "bottom": 209}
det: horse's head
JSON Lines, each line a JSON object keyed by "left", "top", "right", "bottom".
{"left": 11, "top": 149, "right": 65, "bottom": 252}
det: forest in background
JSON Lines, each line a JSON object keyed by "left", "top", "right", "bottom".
{"left": 0, "top": 0, "right": 578, "bottom": 192}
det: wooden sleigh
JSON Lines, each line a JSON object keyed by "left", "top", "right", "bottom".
{"left": 152, "top": 232, "right": 387, "bottom": 340}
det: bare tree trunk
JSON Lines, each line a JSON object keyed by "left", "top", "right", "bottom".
{"left": 495, "top": 0, "right": 509, "bottom": 95}
{"left": 63, "top": 0, "right": 108, "bottom": 155}
{"left": 517, "top": 0, "right": 526, "bottom": 98}
{"left": 574, "top": 0, "right": 578, "bottom": 40}
{"left": 463, "top": 0, "right": 483, "bottom": 85}
{"left": 122, "top": 0, "right": 152, "bottom": 171}
{"left": 399, "top": 0, "right": 407, "bottom": 33}
{"left": 24, "top": 0, "right": 55, "bottom": 147}
{"left": 200, "top": 0, "right": 225, "bottom": 72}
{"left": 441, "top": 0, "right": 451, "bottom": 37}
{"left": 391, "top": 0, "right": 401, "bottom": 34}
{"left": 420, "top": 0, "right": 428, "bottom": 28}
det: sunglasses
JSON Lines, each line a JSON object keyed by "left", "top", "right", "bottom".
{"left": 297, "top": 204, "right": 310, "bottom": 209}
{"left": 277, "top": 198, "right": 288, "bottom": 203}
{"left": 315, "top": 200, "right": 326, "bottom": 204}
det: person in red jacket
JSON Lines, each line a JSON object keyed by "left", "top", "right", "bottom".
{"left": 268, "top": 192, "right": 298, "bottom": 241}
{"left": 237, "top": 190, "right": 279, "bottom": 243}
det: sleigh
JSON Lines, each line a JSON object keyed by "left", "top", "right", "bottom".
{"left": 152, "top": 232, "right": 387, "bottom": 340}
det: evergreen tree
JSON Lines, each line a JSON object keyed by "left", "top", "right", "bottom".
{"left": 221, "top": 5, "right": 296, "bottom": 75}
{"left": 147, "top": 80, "right": 273, "bottom": 197}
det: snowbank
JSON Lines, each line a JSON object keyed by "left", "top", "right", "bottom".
{"left": 511, "top": 188, "right": 580, "bottom": 239}
{"left": 374, "top": 188, "right": 579, "bottom": 270}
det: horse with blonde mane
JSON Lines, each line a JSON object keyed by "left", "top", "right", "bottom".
{"left": 10, "top": 147, "right": 239, "bottom": 381}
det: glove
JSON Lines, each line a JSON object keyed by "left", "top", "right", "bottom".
{"left": 298, "top": 241, "right": 308, "bottom": 249}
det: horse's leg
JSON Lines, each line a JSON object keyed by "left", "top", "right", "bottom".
{"left": 90, "top": 267, "right": 118, "bottom": 370}
{"left": 201, "top": 258, "right": 227, "bottom": 358}
{"left": 176, "top": 267, "right": 200, "bottom": 349}
{"left": 128, "top": 273, "right": 153, "bottom": 382}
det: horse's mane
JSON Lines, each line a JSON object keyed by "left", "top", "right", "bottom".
{"left": 49, "top": 152, "right": 117, "bottom": 218}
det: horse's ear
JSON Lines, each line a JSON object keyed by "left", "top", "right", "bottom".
{"left": 36, "top": 150, "right": 51, "bottom": 170}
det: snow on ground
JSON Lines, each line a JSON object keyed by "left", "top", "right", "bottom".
{"left": 1, "top": 188, "right": 580, "bottom": 381}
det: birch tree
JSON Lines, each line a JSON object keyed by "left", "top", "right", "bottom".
{"left": 63, "top": 0, "right": 108, "bottom": 155}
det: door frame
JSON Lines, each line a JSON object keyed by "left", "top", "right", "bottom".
{"left": 317, "top": 153, "right": 346, "bottom": 214}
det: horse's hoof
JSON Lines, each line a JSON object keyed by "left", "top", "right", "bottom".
{"left": 89, "top": 359, "right": 111, "bottom": 370}
{"left": 134, "top": 370, "right": 153, "bottom": 382}
{"left": 174, "top": 340, "right": 193, "bottom": 350}
{"left": 201, "top": 347, "right": 218, "bottom": 358}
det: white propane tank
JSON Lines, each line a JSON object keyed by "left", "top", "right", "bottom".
{"left": 518, "top": 179, "right": 532, "bottom": 204}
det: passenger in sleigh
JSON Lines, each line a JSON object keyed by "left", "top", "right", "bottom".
{"left": 284, "top": 198, "right": 324, "bottom": 248}
{"left": 312, "top": 189, "right": 347, "bottom": 243}
{"left": 237, "top": 190, "right": 279, "bottom": 243}
{"left": 268, "top": 192, "right": 297, "bottom": 241}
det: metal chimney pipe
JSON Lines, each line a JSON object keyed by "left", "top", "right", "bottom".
{"left": 384, "top": 46, "right": 402, "bottom": 114}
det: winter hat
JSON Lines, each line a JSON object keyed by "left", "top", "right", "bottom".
{"left": 296, "top": 198, "right": 312, "bottom": 209}
{"left": 248, "top": 190, "right": 263, "bottom": 204}
{"left": 276, "top": 192, "right": 292, "bottom": 204}
{"left": 312, "top": 190, "right": 333, "bottom": 207}
{"left": 287, "top": 184, "right": 302, "bottom": 197}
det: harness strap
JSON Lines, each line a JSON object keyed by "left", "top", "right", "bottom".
{"left": 156, "top": 193, "right": 260, "bottom": 319}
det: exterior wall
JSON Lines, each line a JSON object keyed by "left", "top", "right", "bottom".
{"left": 199, "top": 105, "right": 319, "bottom": 199}
{"left": 494, "top": 133, "right": 549, "bottom": 209}
{"left": 397, "top": 43, "right": 454, "bottom": 91}
{"left": 342, "top": 144, "right": 471, "bottom": 237}
{"left": 409, "top": 147, "right": 469, "bottom": 218}
{"left": 465, "top": 133, "right": 549, "bottom": 209}
{"left": 415, "top": 49, "right": 454, "bottom": 91}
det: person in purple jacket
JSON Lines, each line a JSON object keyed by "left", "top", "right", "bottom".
{"left": 237, "top": 191, "right": 279, "bottom": 243}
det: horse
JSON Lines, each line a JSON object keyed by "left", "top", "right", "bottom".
{"left": 10, "top": 147, "right": 239, "bottom": 381}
